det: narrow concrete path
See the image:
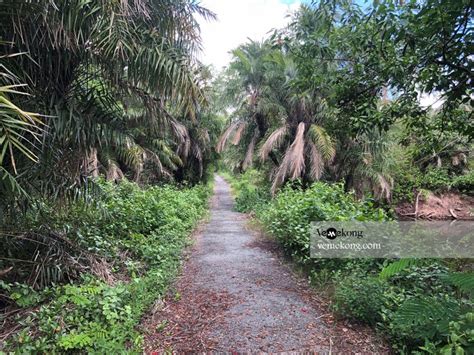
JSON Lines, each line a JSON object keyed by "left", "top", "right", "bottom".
{"left": 143, "top": 176, "right": 384, "bottom": 353}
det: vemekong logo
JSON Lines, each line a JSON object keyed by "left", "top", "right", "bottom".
{"left": 316, "top": 227, "right": 364, "bottom": 240}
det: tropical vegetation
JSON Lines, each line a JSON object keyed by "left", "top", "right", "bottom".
{"left": 1, "top": 0, "right": 473, "bottom": 353}
{"left": 225, "top": 169, "right": 473, "bottom": 353}
{"left": 0, "top": 0, "right": 218, "bottom": 352}
{"left": 217, "top": 0, "right": 473, "bottom": 353}
{"left": 217, "top": 0, "right": 472, "bottom": 200}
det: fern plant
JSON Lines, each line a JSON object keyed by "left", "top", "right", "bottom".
{"left": 388, "top": 269, "right": 474, "bottom": 352}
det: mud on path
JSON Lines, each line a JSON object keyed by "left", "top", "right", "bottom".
{"left": 142, "top": 175, "right": 386, "bottom": 353}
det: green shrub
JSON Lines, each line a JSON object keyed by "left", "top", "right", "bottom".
{"left": 332, "top": 276, "right": 387, "bottom": 325}
{"left": 420, "top": 311, "right": 474, "bottom": 354}
{"left": 235, "top": 186, "right": 270, "bottom": 212}
{"left": 2, "top": 180, "right": 211, "bottom": 353}
{"left": 257, "top": 182, "right": 387, "bottom": 264}
{"left": 420, "top": 167, "right": 452, "bottom": 191}
{"left": 452, "top": 170, "right": 474, "bottom": 194}
{"left": 391, "top": 164, "right": 422, "bottom": 203}
{"left": 391, "top": 162, "right": 473, "bottom": 202}
{"left": 387, "top": 296, "right": 472, "bottom": 352}
{"left": 379, "top": 263, "right": 474, "bottom": 352}
{"left": 221, "top": 169, "right": 271, "bottom": 213}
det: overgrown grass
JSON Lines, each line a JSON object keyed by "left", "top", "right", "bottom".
{"left": 225, "top": 172, "right": 474, "bottom": 354}
{"left": 220, "top": 169, "right": 270, "bottom": 212}
{"left": 1, "top": 179, "right": 212, "bottom": 352}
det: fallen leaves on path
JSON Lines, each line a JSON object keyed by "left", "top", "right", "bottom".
{"left": 142, "top": 262, "right": 235, "bottom": 353}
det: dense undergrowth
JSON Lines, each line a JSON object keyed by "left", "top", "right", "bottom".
{"left": 223, "top": 170, "right": 474, "bottom": 354}
{"left": 0, "top": 180, "right": 211, "bottom": 353}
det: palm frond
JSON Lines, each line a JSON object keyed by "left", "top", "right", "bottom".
{"left": 379, "top": 259, "right": 421, "bottom": 279}
{"left": 0, "top": 84, "right": 43, "bottom": 172}
{"left": 260, "top": 125, "right": 288, "bottom": 162}
{"left": 231, "top": 122, "right": 247, "bottom": 145}
{"left": 271, "top": 122, "right": 306, "bottom": 193}
{"left": 288, "top": 122, "right": 306, "bottom": 179}
{"left": 242, "top": 132, "right": 258, "bottom": 171}
{"left": 307, "top": 141, "right": 324, "bottom": 180}
{"left": 307, "top": 124, "right": 335, "bottom": 162}
{"left": 216, "top": 121, "right": 240, "bottom": 153}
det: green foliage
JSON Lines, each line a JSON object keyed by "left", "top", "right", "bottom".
{"left": 258, "top": 182, "right": 387, "bottom": 264}
{"left": 380, "top": 259, "right": 421, "bottom": 279}
{"left": 332, "top": 276, "right": 386, "bottom": 325}
{"left": 420, "top": 312, "right": 474, "bottom": 355}
{"left": 452, "top": 171, "right": 474, "bottom": 195}
{"left": 235, "top": 187, "right": 271, "bottom": 213}
{"left": 228, "top": 171, "right": 473, "bottom": 353}
{"left": 0, "top": 281, "right": 47, "bottom": 308}
{"left": 378, "top": 263, "right": 474, "bottom": 352}
{"left": 388, "top": 297, "right": 473, "bottom": 353}
{"left": 421, "top": 168, "right": 452, "bottom": 192}
{"left": 225, "top": 170, "right": 271, "bottom": 213}
{"left": 391, "top": 163, "right": 473, "bottom": 202}
{"left": 442, "top": 272, "right": 474, "bottom": 295}
{"left": 288, "top": 0, "right": 472, "bottom": 135}
{"left": 2, "top": 180, "right": 211, "bottom": 352}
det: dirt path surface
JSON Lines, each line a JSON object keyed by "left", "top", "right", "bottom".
{"left": 143, "top": 175, "right": 386, "bottom": 353}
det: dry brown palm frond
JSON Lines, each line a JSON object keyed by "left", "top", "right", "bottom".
{"left": 288, "top": 122, "right": 306, "bottom": 179}
{"left": 376, "top": 174, "right": 393, "bottom": 201}
{"left": 171, "top": 120, "right": 191, "bottom": 158}
{"left": 201, "top": 129, "right": 210, "bottom": 144}
{"left": 106, "top": 160, "right": 124, "bottom": 182}
{"left": 192, "top": 143, "right": 203, "bottom": 162}
{"left": 362, "top": 152, "right": 372, "bottom": 166}
{"left": 231, "top": 122, "right": 247, "bottom": 145}
{"left": 170, "top": 119, "right": 189, "bottom": 144}
{"left": 188, "top": 142, "right": 204, "bottom": 177}
{"left": 259, "top": 125, "right": 288, "bottom": 162}
{"left": 216, "top": 121, "right": 240, "bottom": 153}
{"left": 271, "top": 122, "right": 306, "bottom": 194}
{"left": 271, "top": 155, "right": 289, "bottom": 194}
{"left": 242, "top": 132, "right": 258, "bottom": 171}
{"left": 120, "top": 0, "right": 150, "bottom": 19}
{"left": 307, "top": 141, "right": 324, "bottom": 180}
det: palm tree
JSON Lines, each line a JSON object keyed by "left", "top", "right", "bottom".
{"left": 333, "top": 129, "right": 395, "bottom": 201}
{"left": 217, "top": 44, "right": 336, "bottom": 193}
{"left": 259, "top": 92, "right": 336, "bottom": 193}
{"left": 0, "top": 0, "right": 215, "bottom": 199}
{"left": 216, "top": 40, "right": 273, "bottom": 171}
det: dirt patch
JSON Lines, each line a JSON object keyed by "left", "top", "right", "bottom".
{"left": 143, "top": 285, "right": 235, "bottom": 352}
{"left": 397, "top": 192, "right": 474, "bottom": 220}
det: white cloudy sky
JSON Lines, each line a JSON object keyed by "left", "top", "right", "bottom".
{"left": 195, "top": 1, "right": 443, "bottom": 108}
{"left": 197, "top": 0, "right": 302, "bottom": 70}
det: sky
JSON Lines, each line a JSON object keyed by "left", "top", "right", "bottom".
{"left": 197, "top": 0, "right": 303, "bottom": 70}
